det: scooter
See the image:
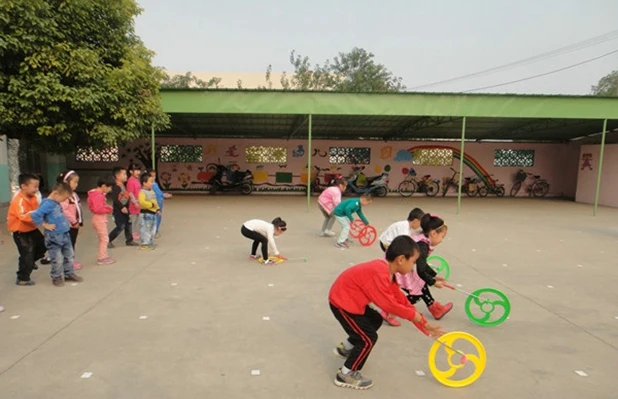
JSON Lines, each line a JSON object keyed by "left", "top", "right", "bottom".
{"left": 344, "top": 166, "right": 389, "bottom": 197}
{"left": 310, "top": 165, "right": 343, "bottom": 194}
{"left": 209, "top": 164, "right": 254, "bottom": 195}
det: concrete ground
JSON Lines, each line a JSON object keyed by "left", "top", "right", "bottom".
{"left": 0, "top": 195, "right": 617, "bottom": 398}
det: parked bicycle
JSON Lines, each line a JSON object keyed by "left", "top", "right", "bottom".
{"left": 441, "top": 167, "right": 485, "bottom": 197}
{"left": 398, "top": 168, "right": 440, "bottom": 197}
{"left": 481, "top": 174, "right": 505, "bottom": 197}
{"left": 510, "top": 169, "right": 549, "bottom": 197}
{"left": 310, "top": 165, "right": 342, "bottom": 194}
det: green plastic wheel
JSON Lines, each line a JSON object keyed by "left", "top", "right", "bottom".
{"left": 427, "top": 255, "right": 451, "bottom": 280}
{"left": 464, "top": 287, "right": 511, "bottom": 327}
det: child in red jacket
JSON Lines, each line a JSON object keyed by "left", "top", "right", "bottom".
{"left": 87, "top": 176, "right": 115, "bottom": 265}
{"left": 328, "top": 235, "right": 444, "bottom": 390}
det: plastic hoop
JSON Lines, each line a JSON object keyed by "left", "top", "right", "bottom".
{"left": 428, "top": 331, "right": 487, "bottom": 387}
{"left": 464, "top": 287, "right": 511, "bottom": 327}
{"left": 358, "top": 226, "right": 377, "bottom": 246}
{"left": 426, "top": 255, "right": 451, "bottom": 279}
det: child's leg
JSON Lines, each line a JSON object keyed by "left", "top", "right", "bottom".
{"left": 335, "top": 216, "right": 350, "bottom": 244}
{"left": 13, "top": 231, "right": 36, "bottom": 282}
{"left": 326, "top": 214, "right": 336, "bottom": 232}
{"left": 140, "top": 214, "right": 155, "bottom": 246}
{"left": 156, "top": 205, "right": 163, "bottom": 233}
{"left": 330, "top": 304, "right": 381, "bottom": 372}
{"left": 92, "top": 215, "right": 109, "bottom": 260}
{"left": 419, "top": 285, "right": 435, "bottom": 307}
{"left": 69, "top": 228, "right": 79, "bottom": 250}
{"left": 257, "top": 235, "right": 268, "bottom": 259}
{"left": 150, "top": 214, "right": 158, "bottom": 239}
{"left": 60, "top": 234, "right": 75, "bottom": 276}
{"left": 318, "top": 205, "right": 330, "bottom": 232}
{"left": 45, "top": 236, "right": 62, "bottom": 280}
{"left": 241, "top": 226, "right": 268, "bottom": 258}
{"left": 123, "top": 214, "right": 134, "bottom": 244}
{"left": 108, "top": 214, "right": 123, "bottom": 243}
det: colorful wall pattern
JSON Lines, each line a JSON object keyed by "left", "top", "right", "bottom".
{"left": 67, "top": 138, "right": 579, "bottom": 198}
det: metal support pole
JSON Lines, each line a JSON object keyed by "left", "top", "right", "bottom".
{"left": 307, "top": 114, "right": 312, "bottom": 213}
{"left": 456, "top": 117, "right": 467, "bottom": 215}
{"left": 593, "top": 119, "right": 608, "bottom": 216}
{"left": 151, "top": 124, "right": 156, "bottom": 170}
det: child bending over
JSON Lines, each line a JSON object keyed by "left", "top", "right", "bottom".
{"left": 329, "top": 235, "right": 444, "bottom": 390}
{"left": 317, "top": 178, "right": 346, "bottom": 237}
{"left": 241, "top": 217, "right": 287, "bottom": 265}
{"left": 333, "top": 193, "right": 372, "bottom": 249}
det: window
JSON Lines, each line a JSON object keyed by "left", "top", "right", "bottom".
{"left": 411, "top": 148, "right": 453, "bottom": 166}
{"left": 75, "top": 147, "right": 119, "bottom": 162}
{"left": 160, "top": 145, "right": 203, "bottom": 163}
{"left": 494, "top": 149, "right": 535, "bottom": 167}
{"left": 329, "top": 147, "right": 371, "bottom": 164}
{"left": 245, "top": 146, "right": 287, "bottom": 163}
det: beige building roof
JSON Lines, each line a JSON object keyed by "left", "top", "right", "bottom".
{"left": 168, "top": 71, "right": 287, "bottom": 89}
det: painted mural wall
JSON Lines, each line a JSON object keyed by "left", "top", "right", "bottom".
{"left": 67, "top": 138, "right": 579, "bottom": 198}
{"left": 575, "top": 144, "right": 618, "bottom": 208}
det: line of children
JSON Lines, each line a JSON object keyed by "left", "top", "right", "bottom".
{"left": 333, "top": 193, "right": 372, "bottom": 248}
{"left": 241, "top": 217, "right": 287, "bottom": 264}
{"left": 329, "top": 235, "right": 445, "bottom": 390}
{"left": 380, "top": 212, "right": 453, "bottom": 325}
{"left": 317, "top": 178, "right": 347, "bottom": 237}
{"left": 30, "top": 182, "right": 84, "bottom": 287}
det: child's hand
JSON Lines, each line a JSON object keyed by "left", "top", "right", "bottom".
{"left": 42, "top": 223, "right": 56, "bottom": 231}
{"left": 435, "top": 276, "right": 446, "bottom": 282}
{"left": 275, "top": 254, "right": 287, "bottom": 260}
{"left": 156, "top": 211, "right": 161, "bottom": 216}
{"left": 434, "top": 280, "right": 445, "bottom": 288}
{"left": 425, "top": 322, "right": 446, "bottom": 338}
{"left": 121, "top": 207, "right": 128, "bottom": 214}
{"left": 164, "top": 193, "right": 172, "bottom": 199}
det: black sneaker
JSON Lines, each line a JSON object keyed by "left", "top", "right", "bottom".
{"left": 40, "top": 257, "right": 51, "bottom": 265}
{"left": 107, "top": 242, "right": 115, "bottom": 249}
{"left": 334, "top": 369, "right": 373, "bottom": 390}
{"left": 15, "top": 279, "right": 35, "bottom": 286}
{"left": 126, "top": 241, "right": 139, "bottom": 247}
{"left": 52, "top": 277, "right": 64, "bottom": 287}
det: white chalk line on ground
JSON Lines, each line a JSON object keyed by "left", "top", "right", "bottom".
{"left": 0, "top": 246, "right": 175, "bottom": 377}
{"left": 447, "top": 252, "right": 618, "bottom": 352}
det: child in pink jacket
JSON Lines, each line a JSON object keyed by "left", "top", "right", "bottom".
{"left": 317, "top": 178, "right": 347, "bottom": 237}
{"left": 87, "top": 176, "right": 115, "bottom": 265}
{"left": 126, "top": 163, "right": 142, "bottom": 240}
{"left": 58, "top": 170, "right": 84, "bottom": 270}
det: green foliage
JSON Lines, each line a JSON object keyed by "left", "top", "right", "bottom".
{"left": 591, "top": 70, "right": 618, "bottom": 96}
{"left": 160, "top": 71, "right": 222, "bottom": 88}
{"left": 0, "top": 0, "right": 170, "bottom": 152}
{"left": 266, "top": 47, "right": 405, "bottom": 92}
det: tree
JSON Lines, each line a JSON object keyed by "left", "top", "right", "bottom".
{"left": 160, "top": 71, "right": 222, "bottom": 89}
{"left": 265, "top": 47, "right": 405, "bottom": 92}
{"left": 591, "top": 70, "right": 618, "bottom": 96}
{"left": 0, "top": 0, "right": 170, "bottom": 153}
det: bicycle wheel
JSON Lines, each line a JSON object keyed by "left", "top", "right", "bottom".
{"left": 510, "top": 182, "right": 521, "bottom": 197}
{"left": 398, "top": 180, "right": 417, "bottom": 197}
{"left": 533, "top": 181, "right": 549, "bottom": 197}
{"left": 425, "top": 181, "right": 439, "bottom": 197}
{"left": 495, "top": 186, "right": 505, "bottom": 197}
{"left": 466, "top": 185, "right": 478, "bottom": 197}
{"left": 478, "top": 186, "right": 488, "bottom": 197}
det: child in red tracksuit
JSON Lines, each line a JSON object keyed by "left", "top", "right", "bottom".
{"left": 328, "top": 235, "right": 445, "bottom": 390}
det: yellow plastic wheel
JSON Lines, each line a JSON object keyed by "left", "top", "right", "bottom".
{"left": 428, "top": 331, "right": 487, "bottom": 388}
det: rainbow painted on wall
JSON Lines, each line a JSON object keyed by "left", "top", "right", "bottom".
{"left": 407, "top": 145, "right": 497, "bottom": 187}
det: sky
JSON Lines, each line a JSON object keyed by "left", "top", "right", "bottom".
{"left": 134, "top": 0, "right": 618, "bottom": 95}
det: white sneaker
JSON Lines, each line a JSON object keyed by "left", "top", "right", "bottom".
{"left": 325, "top": 230, "right": 336, "bottom": 237}
{"left": 263, "top": 259, "right": 277, "bottom": 265}
{"left": 319, "top": 231, "right": 328, "bottom": 237}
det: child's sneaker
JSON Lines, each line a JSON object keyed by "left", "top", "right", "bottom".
{"left": 335, "top": 241, "right": 348, "bottom": 249}
{"left": 333, "top": 343, "right": 351, "bottom": 358}
{"left": 262, "top": 259, "right": 277, "bottom": 265}
{"left": 319, "top": 231, "right": 329, "bottom": 237}
{"left": 155, "top": 233, "right": 161, "bottom": 239}
{"left": 345, "top": 238, "right": 354, "bottom": 246}
{"left": 97, "top": 257, "right": 116, "bottom": 265}
{"left": 73, "top": 261, "right": 82, "bottom": 270}
{"left": 126, "top": 241, "right": 139, "bottom": 247}
{"left": 249, "top": 254, "right": 258, "bottom": 260}
{"left": 107, "top": 242, "right": 115, "bottom": 249}
{"left": 325, "top": 230, "right": 336, "bottom": 237}
{"left": 380, "top": 310, "right": 401, "bottom": 327}
{"left": 52, "top": 277, "right": 64, "bottom": 287}
{"left": 428, "top": 301, "right": 453, "bottom": 320}
{"left": 40, "top": 257, "right": 51, "bottom": 265}
{"left": 334, "top": 369, "right": 373, "bottom": 390}
{"left": 65, "top": 274, "right": 84, "bottom": 283}
{"left": 140, "top": 245, "right": 154, "bottom": 251}
{"left": 15, "top": 279, "right": 35, "bottom": 286}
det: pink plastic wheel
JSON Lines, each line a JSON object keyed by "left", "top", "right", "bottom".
{"left": 349, "top": 219, "right": 365, "bottom": 239}
{"left": 358, "top": 225, "right": 377, "bottom": 247}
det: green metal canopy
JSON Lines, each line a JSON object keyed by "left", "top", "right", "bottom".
{"left": 155, "top": 89, "right": 618, "bottom": 214}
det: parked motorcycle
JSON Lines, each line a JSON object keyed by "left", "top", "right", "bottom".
{"left": 208, "top": 164, "right": 254, "bottom": 195}
{"left": 344, "top": 166, "right": 389, "bottom": 197}
{"left": 310, "top": 165, "right": 342, "bottom": 194}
